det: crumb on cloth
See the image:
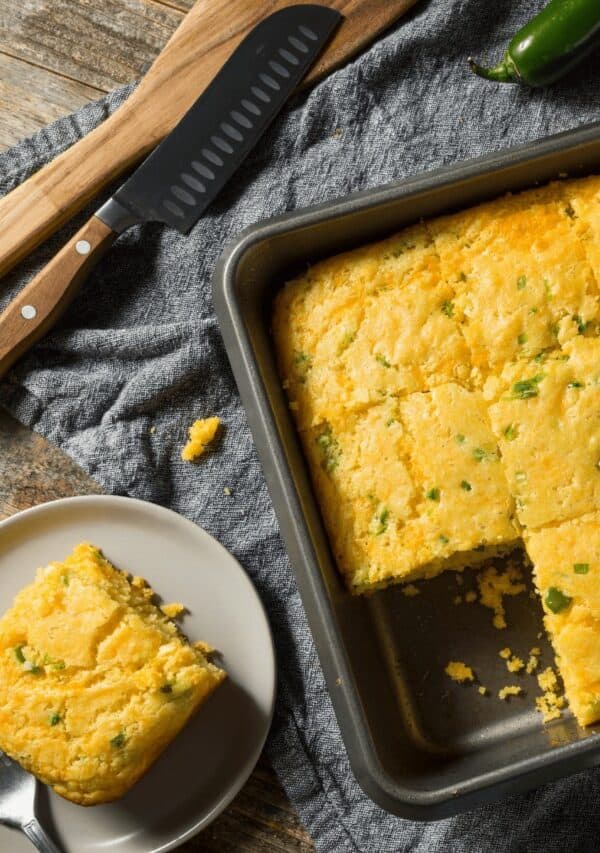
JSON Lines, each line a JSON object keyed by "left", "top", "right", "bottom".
{"left": 181, "top": 417, "right": 220, "bottom": 462}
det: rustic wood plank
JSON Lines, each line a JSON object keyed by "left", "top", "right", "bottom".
{"left": 0, "top": 0, "right": 183, "bottom": 92}
{"left": 0, "top": 53, "right": 102, "bottom": 150}
{"left": 0, "top": 407, "right": 314, "bottom": 851}
{"left": 0, "top": 407, "right": 103, "bottom": 519}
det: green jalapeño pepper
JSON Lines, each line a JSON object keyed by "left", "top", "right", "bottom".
{"left": 469, "top": 0, "right": 600, "bottom": 87}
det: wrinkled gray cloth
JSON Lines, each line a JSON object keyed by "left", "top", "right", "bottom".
{"left": 3, "top": 1, "right": 600, "bottom": 850}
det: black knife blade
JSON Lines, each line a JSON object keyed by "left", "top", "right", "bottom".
{"left": 98, "top": 5, "right": 341, "bottom": 235}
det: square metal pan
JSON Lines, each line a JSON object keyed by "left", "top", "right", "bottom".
{"left": 213, "top": 122, "right": 600, "bottom": 820}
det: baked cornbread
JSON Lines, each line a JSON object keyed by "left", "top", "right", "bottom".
{"left": 300, "top": 383, "right": 519, "bottom": 592}
{"left": 273, "top": 173, "right": 600, "bottom": 726}
{"left": 0, "top": 544, "right": 225, "bottom": 804}
{"left": 181, "top": 416, "right": 220, "bottom": 462}
{"left": 525, "top": 515, "right": 600, "bottom": 725}
{"left": 486, "top": 338, "right": 600, "bottom": 530}
{"left": 429, "top": 181, "right": 600, "bottom": 378}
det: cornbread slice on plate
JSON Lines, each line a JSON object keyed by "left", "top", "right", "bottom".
{"left": 428, "top": 183, "right": 600, "bottom": 377}
{"left": 486, "top": 338, "right": 600, "bottom": 530}
{"left": 301, "top": 384, "right": 519, "bottom": 593}
{"left": 525, "top": 514, "right": 600, "bottom": 726}
{"left": 0, "top": 543, "right": 225, "bottom": 805}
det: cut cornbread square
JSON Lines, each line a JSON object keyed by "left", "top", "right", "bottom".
{"left": 272, "top": 225, "right": 474, "bottom": 430}
{"left": 486, "top": 338, "right": 600, "bottom": 529}
{"left": 397, "top": 383, "right": 520, "bottom": 554}
{"left": 0, "top": 544, "right": 225, "bottom": 805}
{"left": 525, "top": 513, "right": 600, "bottom": 726}
{"left": 428, "top": 183, "right": 600, "bottom": 376}
{"left": 300, "top": 386, "right": 518, "bottom": 593}
{"left": 564, "top": 174, "right": 600, "bottom": 289}
{"left": 302, "top": 400, "right": 420, "bottom": 593}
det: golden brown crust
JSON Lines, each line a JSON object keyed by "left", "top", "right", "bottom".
{"left": 273, "top": 174, "right": 600, "bottom": 725}
{"left": 0, "top": 543, "right": 225, "bottom": 805}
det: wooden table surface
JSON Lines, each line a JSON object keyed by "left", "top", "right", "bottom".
{"left": 0, "top": 3, "right": 315, "bottom": 849}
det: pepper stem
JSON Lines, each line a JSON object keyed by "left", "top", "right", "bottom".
{"left": 468, "top": 53, "right": 519, "bottom": 84}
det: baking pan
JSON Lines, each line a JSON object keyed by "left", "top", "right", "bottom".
{"left": 212, "top": 121, "right": 600, "bottom": 820}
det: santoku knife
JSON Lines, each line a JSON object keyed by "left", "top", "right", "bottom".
{"left": 0, "top": 5, "right": 340, "bottom": 377}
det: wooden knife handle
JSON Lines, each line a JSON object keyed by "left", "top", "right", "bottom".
{"left": 0, "top": 217, "right": 116, "bottom": 378}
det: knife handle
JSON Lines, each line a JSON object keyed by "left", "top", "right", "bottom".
{"left": 0, "top": 217, "right": 116, "bottom": 378}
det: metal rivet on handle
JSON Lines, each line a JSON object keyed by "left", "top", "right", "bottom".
{"left": 21, "top": 305, "right": 37, "bottom": 320}
{"left": 75, "top": 240, "right": 91, "bottom": 255}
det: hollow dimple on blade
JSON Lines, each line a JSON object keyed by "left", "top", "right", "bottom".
{"left": 108, "top": 6, "right": 341, "bottom": 235}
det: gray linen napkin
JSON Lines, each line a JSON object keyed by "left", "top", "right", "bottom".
{"left": 3, "top": 1, "right": 600, "bottom": 850}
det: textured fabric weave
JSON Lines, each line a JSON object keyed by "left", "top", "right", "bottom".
{"left": 3, "top": 2, "right": 600, "bottom": 850}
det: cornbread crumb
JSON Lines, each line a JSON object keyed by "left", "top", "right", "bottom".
{"left": 445, "top": 661, "right": 475, "bottom": 682}
{"left": 402, "top": 584, "right": 420, "bottom": 597}
{"left": 223, "top": 487, "right": 232, "bottom": 496}
{"left": 149, "top": 425, "right": 156, "bottom": 434}
{"left": 478, "top": 686, "right": 488, "bottom": 696}
{"left": 526, "top": 654, "right": 540, "bottom": 675}
{"left": 535, "top": 667, "right": 565, "bottom": 722}
{"left": 499, "top": 647, "right": 512, "bottom": 659}
{"left": 181, "top": 417, "right": 220, "bottom": 462}
{"left": 529, "top": 647, "right": 541, "bottom": 656}
{"left": 498, "top": 685, "right": 523, "bottom": 700}
{"left": 506, "top": 655, "right": 525, "bottom": 673}
{"left": 161, "top": 602, "right": 185, "bottom": 619}
{"left": 453, "top": 595, "right": 463, "bottom": 605}
{"left": 477, "top": 565, "right": 526, "bottom": 629}
{"left": 0, "top": 544, "right": 225, "bottom": 805}
{"left": 193, "top": 640, "right": 215, "bottom": 655}
{"left": 465, "top": 590, "right": 477, "bottom": 603}
{"left": 538, "top": 666, "right": 559, "bottom": 693}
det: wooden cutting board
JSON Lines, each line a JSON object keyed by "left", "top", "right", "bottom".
{"left": 0, "top": 0, "right": 418, "bottom": 281}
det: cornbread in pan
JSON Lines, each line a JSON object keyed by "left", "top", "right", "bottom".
{"left": 486, "top": 338, "right": 600, "bottom": 530}
{"left": 526, "top": 515, "right": 600, "bottom": 726}
{"left": 429, "top": 182, "right": 600, "bottom": 378}
{"left": 273, "top": 173, "right": 600, "bottom": 725}
{"left": 303, "top": 384, "right": 519, "bottom": 592}
{"left": 0, "top": 543, "right": 225, "bottom": 805}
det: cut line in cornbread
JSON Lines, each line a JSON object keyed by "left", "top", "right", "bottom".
{"left": 0, "top": 544, "right": 225, "bottom": 805}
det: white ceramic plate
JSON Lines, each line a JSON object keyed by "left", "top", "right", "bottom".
{"left": 0, "top": 496, "right": 276, "bottom": 853}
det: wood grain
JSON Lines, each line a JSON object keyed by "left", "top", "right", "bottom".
{"left": 0, "top": 407, "right": 314, "bottom": 851}
{"left": 0, "top": 0, "right": 418, "bottom": 281}
{"left": 0, "top": 53, "right": 102, "bottom": 151}
{"left": 0, "top": 0, "right": 184, "bottom": 92}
